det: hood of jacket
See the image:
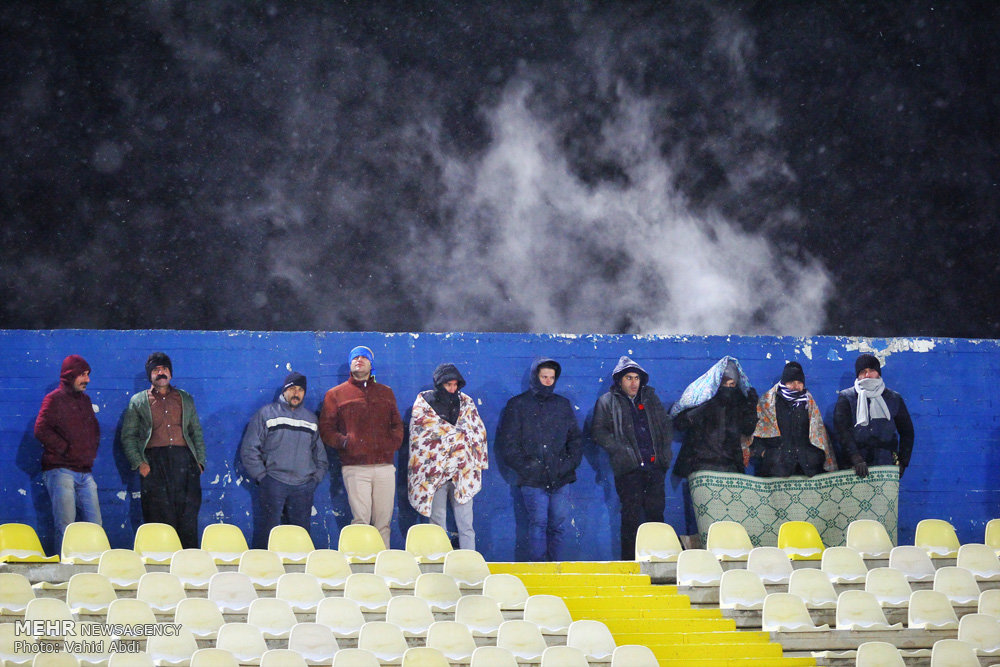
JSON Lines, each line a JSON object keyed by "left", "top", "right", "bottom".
{"left": 529, "top": 358, "right": 561, "bottom": 397}
{"left": 432, "top": 363, "right": 466, "bottom": 391}
{"left": 60, "top": 354, "right": 91, "bottom": 388}
{"left": 611, "top": 355, "right": 648, "bottom": 391}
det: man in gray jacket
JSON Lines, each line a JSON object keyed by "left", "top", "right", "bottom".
{"left": 591, "top": 356, "right": 673, "bottom": 560}
{"left": 240, "top": 372, "right": 328, "bottom": 548}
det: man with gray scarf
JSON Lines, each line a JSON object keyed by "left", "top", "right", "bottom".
{"left": 834, "top": 354, "right": 915, "bottom": 479}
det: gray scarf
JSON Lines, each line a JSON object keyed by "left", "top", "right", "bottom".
{"left": 854, "top": 377, "right": 891, "bottom": 426}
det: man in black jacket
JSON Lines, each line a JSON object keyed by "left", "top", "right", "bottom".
{"left": 591, "top": 356, "right": 673, "bottom": 560}
{"left": 496, "top": 359, "right": 583, "bottom": 561}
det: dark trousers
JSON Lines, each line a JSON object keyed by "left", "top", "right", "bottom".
{"left": 614, "top": 466, "right": 666, "bottom": 561}
{"left": 141, "top": 446, "right": 202, "bottom": 549}
{"left": 254, "top": 475, "right": 316, "bottom": 549}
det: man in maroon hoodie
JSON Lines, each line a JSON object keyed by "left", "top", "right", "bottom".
{"left": 34, "top": 354, "right": 102, "bottom": 549}
{"left": 320, "top": 345, "right": 404, "bottom": 548}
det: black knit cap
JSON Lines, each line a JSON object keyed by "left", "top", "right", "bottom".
{"left": 283, "top": 371, "right": 307, "bottom": 392}
{"left": 145, "top": 352, "right": 172, "bottom": 380}
{"left": 780, "top": 361, "right": 805, "bottom": 384}
{"left": 855, "top": 354, "right": 881, "bottom": 378}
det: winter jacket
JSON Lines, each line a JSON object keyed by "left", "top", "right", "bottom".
{"left": 834, "top": 387, "right": 914, "bottom": 468}
{"left": 121, "top": 387, "right": 206, "bottom": 469}
{"left": 496, "top": 358, "right": 583, "bottom": 491}
{"left": 591, "top": 356, "right": 673, "bottom": 476}
{"left": 35, "top": 355, "right": 100, "bottom": 472}
{"left": 240, "top": 391, "right": 328, "bottom": 486}
{"left": 673, "top": 387, "right": 758, "bottom": 476}
{"left": 319, "top": 376, "right": 404, "bottom": 466}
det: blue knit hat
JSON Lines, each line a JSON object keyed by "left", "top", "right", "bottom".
{"left": 348, "top": 346, "right": 374, "bottom": 370}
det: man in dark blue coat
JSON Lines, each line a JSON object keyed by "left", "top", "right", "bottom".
{"left": 496, "top": 358, "right": 583, "bottom": 561}
{"left": 834, "top": 354, "right": 914, "bottom": 479}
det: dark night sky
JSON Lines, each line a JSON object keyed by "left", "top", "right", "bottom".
{"left": 2, "top": 1, "right": 998, "bottom": 338}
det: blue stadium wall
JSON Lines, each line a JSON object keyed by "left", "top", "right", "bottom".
{"left": 2, "top": 330, "right": 997, "bottom": 557}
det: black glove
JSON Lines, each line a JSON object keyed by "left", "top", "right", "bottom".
{"left": 898, "top": 464, "right": 906, "bottom": 480}
{"left": 853, "top": 461, "right": 869, "bottom": 478}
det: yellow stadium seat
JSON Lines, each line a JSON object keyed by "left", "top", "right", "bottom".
{"left": 386, "top": 595, "right": 435, "bottom": 637}
{"left": 25, "top": 598, "right": 74, "bottom": 634}
{"left": 611, "top": 644, "right": 659, "bottom": 667}
{"left": 0, "top": 572, "right": 35, "bottom": 614}
{"left": 344, "top": 572, "right": 393, "bottom": 613}
{"left": 889, "top": 546, "right": 936, "bottom": 583}
{"left": 777, "top": 520, "right": 824, "bottom": 560}
{"left": 523, "top": 594, "right": 574, "bottom": 633}
{"left": 455, "top": 595, "right": 504, "bottom": 637}
{"left": 566, "top": 619, "right": 617, "bottom": 661}
{"left": 958, "top": 613, "right": 1000, "bottom": 656}
{"left": 855, "top": 641, "right": 904, "bottom": 667}
{"left": 107, "top": 651, "right": 154, "bottom": 667}
{"left": 634, "top": 522, "right": 683, "bottom": 562}
{"left": 174, "top": 597, "right": 227, "bottom": 640}
{"left": 65, "top": 572, "right": 117, "bottom": 615}
{"left": 933, "top": 565, "right": 981, "bottom": 605}
{"left": 846, "top": 519, "right": 894, "bottom": 558}
{"left": 482, "top": 573, "right": 529, "bottom": 610}
{"left": 835, "top": 590, "right": 902, "bottom": 630}
{"left": 247, "top": 597, "right": 297, "bottom": 639}
{"left": 374, "top": 548, "right": 422, "bottom": 588}
{"left": 207, "top": 572, "right": 258, "bottom": 613}
{"left": 31, "top": 653, "right": 79, "bottom": 667}
{"left": 676, "top": 548, "right": 724, "bottom": 586}
{"left": 215, "top": 623, "right": 268, "bottom": 665}
{"left": 169, "top": 548, "right": 218, "bottom": 589}
{"left": 97, "top": 548, "right": 146, "bottom": 589}
{"left": 414, "top": 572, "right": 462, "bottom": 612}
{"left": 315, "top": 596, "right": 366, "bottom": 638}
{"left": 331, "top": 649, "right": 381, "bottom": 667}
{"left": 979, "top": 588, "right": 1000, "bottom": 617}
{"left": 267, "top": 524, "right": 315, "bottom": 564}
{"left": 496, "top": 620, "right": 548, "bottom": 662}
{"left": 135, "top": 572, "right": 187, "bottom": 613}
{"left": 957, "top": 543, "right": 1000, "bottom": 580}
{"left": 275, "top": 572, "right": 325, "bottom": 613}
{"left": 188, "top": 647, "right": 239, "bottom": 667}
{"left": 287, "top": 622, "right": 341, "bottom": 665}
{"left": 259, "top": 650, "right": 308, "bottom": 667}
{"left": 788, "top": 568, "right": 838, "bottom": 609}
{"left": 63, "top": 621, "right": 113, "bottom": 665}
{"left": 425, "top": 621, "right": 478, "bottom": 662}
{"left": 146, "top": 626, "right": 200, "bottom": 667}
{"left": 406, "top": 523, "right": 453, "bottom": 564}
{"left": 238, "top": 548, "right": 286, "bottom": 589}
{"left": 305, "top": 548, "right": 352, "bottom": 590}
{"left": 915, "top": 518, "right": 961, "bottom": 558}
{"left": 908, "top": 590, "right": 959, "bottom": 630}
{"left": 719, "top": 569, "right": 767, "bottom": 610}
{"left": 201, "top": 523, "right": 249, "bottom": 565}
{"left": 540, "top": 646, "right": 588, "bottom": 667}
{"left": 401, "top": 647, "right": 450, "bottom": 667}
{"left": 746, "top": 546, "right": 793, "bottom": 584}
{"left": 133, "top": 523, "right": 182, "bottom": 565}
{"left": 0, "top": 523, "right": 59, "bottom": 563}
{"left": 444, "top": 549, "right": 491, "bottom": 588}
{"left": 469, "top": 646, "right": 518, "bottom": 667}
{"left": 821, "top": 546, "right": 868, "bottom": 584}
{"left": 864, "top": 567, "right": 913, "bottom": 607}
{"left": 338, "top": 524, "right": 385, "bottom": 563}
{"left": 761, "top": 593, "right": 830, "bottom": 632}
{"left": 929, "top": 639, "right": 980, "bottom": 667}
{"left": 986, "top": 519, "right": 1000, "bottom": 555}
{"left": 706, "top": 520, "right": 753, "bottom": 561}
{"left": 358, "top": 621, "right": 409, "bottom": 665}
{"left": 106, "top": 599, "right": 156, "bottom": 638}
{"left": 60, "top": 521, "right": 110, "bottom": 565}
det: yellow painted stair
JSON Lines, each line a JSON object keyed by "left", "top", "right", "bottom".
{"left": 489, "top": 562, "right": 815, "bottom": 667}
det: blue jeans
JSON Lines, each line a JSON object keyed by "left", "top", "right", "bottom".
{"left": 520, "top": 485, "right": 570, "bottom": 561}
{"left": 43, "top": 468, "right": 102, "bottom": 550}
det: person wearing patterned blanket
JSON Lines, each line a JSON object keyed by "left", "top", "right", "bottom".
{"left": 407, "top": 363, "right": 488, "bottom": 550}
{"left": 750, "top": 361, "right": 837, "bottom": 477}
{"left": 671, "top": 356, "right": 759, "bottom": 477}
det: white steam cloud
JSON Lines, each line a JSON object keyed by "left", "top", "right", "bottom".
{"left": 420, "top": 82, "right": 830, "bottom": 335}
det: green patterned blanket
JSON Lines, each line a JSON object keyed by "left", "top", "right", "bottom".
{"left": 688, "top": 465, "right": 899, "bottom": 548}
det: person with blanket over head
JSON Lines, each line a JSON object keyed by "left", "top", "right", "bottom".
{"left": 671, "top": 357, "right": 759, "bottom": 477}
{"left": 834, "top": 354, "right": 914, "bottom": 479}
{"left": 750, "top": 361, "right": 837, "bottom": 477}
{"left": 407, "top": 363, "right": 488, "bottom": 550}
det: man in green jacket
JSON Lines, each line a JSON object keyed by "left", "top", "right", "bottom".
{"left": 121, "top": 352, "right": 206, "bottom": 548}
